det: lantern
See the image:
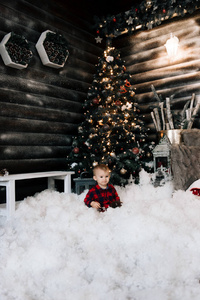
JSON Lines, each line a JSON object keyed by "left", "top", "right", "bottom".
{"left": 152, "top": 135, "right": 172, "bottom": 185}
{"left": 164, "top": 33, "right": 179, "bottom": 59}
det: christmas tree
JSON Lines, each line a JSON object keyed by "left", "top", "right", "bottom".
{"left": 67, "top": 43, "right": 154, "bottom": 186}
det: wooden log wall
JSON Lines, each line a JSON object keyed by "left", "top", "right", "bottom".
{"left": 0, "top": 1, "right": 199, "bottom": 200}
{"left": 114, "top": 11, "right": 200, "bottom": 142}
{"left": 0, "top": 0, "right": 104, "bottom": 175}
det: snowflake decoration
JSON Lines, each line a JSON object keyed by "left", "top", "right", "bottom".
{"left": 71, "top": 163, "right": 78, "bottom": 168}
{"left": 121, "top": 102, "right": 132, "bottom": 111}
{"left": 106, "top": 55, "right": 114, "bottom": 62}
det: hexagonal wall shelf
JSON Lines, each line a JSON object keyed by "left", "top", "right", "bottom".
{"left": 0, "top": 32, "right": 32, "bottom": 69}
{"left": 36, "top": 30, "right": 69, "bottom": 69}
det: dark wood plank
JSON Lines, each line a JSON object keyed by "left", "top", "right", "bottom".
{"left": 0, "top": 117, "right": 80, "bottom": 134}
{"left": 0, "top": 132, "right": 72, "bottom": 145}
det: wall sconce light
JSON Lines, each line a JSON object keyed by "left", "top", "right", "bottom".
{"left": 164, "top": 33, "right": 179, "bottom": 59}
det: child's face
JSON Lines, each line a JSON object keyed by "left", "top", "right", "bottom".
{"left": 93, "top": 169, "right": 110, "bottom": 189}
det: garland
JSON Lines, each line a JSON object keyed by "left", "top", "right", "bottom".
{"left": 95, "top": 0, "right": 200, "bottom": 42}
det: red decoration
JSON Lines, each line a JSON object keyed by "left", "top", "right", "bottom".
{"left": 97, "top": 30, "right": 100, "bottom": 34}
{"left": 163, "top": 9, "right": 166, "bottom": 13}
{"left": 125, "top": 79, "right": 131, "bottom": 87}
{"left": 113, "top": 17, "right": 116, "bottom": 22}
{"left": 132, "top": 147, "right": 139, "bottom": 154}
{"left": 188, "top": 180, "right": 200, "bottom": 196}
{"left": 73, "top": 147, "right": 79, "bottom": 154}
{"left": 115, "top": 100, "right": 121, "bottom": 106}
{"left": 120, "top": 86, "right": 127, "bottom": 94}
{"left": 93, "top": 98, "right": 99, "bottom": 104}
{"left": 190, "top": 188, "right": 200, "bottom": 196}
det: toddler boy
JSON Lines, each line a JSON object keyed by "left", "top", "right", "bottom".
{"left": 84, "top": 164, "right": 121, "bottom": 211}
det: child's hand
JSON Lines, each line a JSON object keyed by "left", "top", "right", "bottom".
{"left": 90, "top": 201, "right": 101, "bottom": 210}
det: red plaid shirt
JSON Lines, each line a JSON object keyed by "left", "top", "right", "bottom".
{"left": 84, "top": 183, "right": 120, "bottom": 209}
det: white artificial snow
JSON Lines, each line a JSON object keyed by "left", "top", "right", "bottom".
{"left": 0, "top": 170, "right": 200, "bottom": 300}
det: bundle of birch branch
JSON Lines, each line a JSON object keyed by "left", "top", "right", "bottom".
{"left": 150, "top": 85, "right": 200, "bottom": 131}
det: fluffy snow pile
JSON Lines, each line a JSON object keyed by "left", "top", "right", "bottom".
{"left": 0, "top": 170, "right": 200, "bottom": 300}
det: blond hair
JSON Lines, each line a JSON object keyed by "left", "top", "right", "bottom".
{"left": 93, "top": 164, "right": 110, "bottom": 176}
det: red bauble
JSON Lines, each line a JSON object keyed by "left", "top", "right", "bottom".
{"left": 73, "top": 147, "right": 79, "bottom": 154}
{"left": 93, "top": 98, "right": 99, "bottom": 104}
{"left": 115, "top": 100, "right": 121, "bottom": 106}
{"left": 132, "top": 147, "right": 139, "bottom": 154}
{"left": 163, "top": 9, "right": 166, "bottom": 13}
{"left": 113, "top": 17, "right": 116, "bottom": 22}
{"left": 97, "top": 30, "right": 100, "bottom": 34}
